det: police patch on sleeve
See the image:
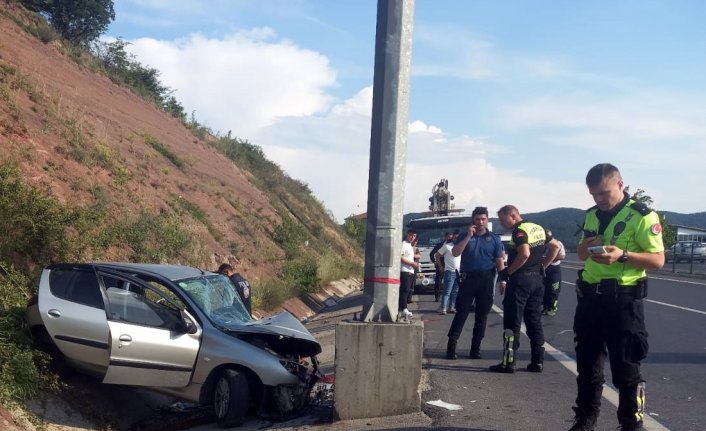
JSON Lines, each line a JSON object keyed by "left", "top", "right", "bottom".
{"left": 651, "top": 223, "right": 662, "bottom": 235}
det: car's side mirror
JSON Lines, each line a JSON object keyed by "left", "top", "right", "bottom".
{"left": 180, "top": 311, "right": 198, "bottom": 334}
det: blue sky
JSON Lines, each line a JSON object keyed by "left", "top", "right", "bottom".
{"left": 107, "top": 1, "right": 706, "bottom": 222}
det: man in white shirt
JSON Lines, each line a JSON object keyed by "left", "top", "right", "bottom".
{"left": 435, "top": 231, "right": 461, "bottom": 314}
{"left": 399, "top": 229, "right": 419, "bottom": 318}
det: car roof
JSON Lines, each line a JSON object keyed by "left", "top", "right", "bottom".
{"left": 47, "top": 262, "right": 214, "bottom": 282}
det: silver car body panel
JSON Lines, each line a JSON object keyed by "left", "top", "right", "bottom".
{"left": 37, "top": 269, "right": 110, "bottom": 374}
{"left": 103, "top": 317, "right": 201, "bottom": 387}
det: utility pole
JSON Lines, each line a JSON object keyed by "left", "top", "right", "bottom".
{"left": 335, "top": 2, "right": 422, "bottom": 420}
{"left": 360, "top": 0, "right": 415, "bottom": 323}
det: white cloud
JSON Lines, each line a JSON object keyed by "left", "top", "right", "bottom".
{"left": 125, "top": 30, "right": 336, "bottom": 137}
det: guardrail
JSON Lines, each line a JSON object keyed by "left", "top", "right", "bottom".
{"left": 564, "top": 253, "right": 706, "bottom": 277}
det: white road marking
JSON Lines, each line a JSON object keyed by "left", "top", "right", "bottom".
{"left": 564, "top": 280, "right": 706, "bottom": 315}
{"left": 491, "top": 302, "right": 670, "bottom": 431}
{"left": 645, "top": 299, "right": 706, "bottom": 315}
{"left": 650, "top": 275, "right": 706, "bottom": 286}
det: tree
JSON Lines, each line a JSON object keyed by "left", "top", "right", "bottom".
{"left": 21, "top": 0, "right": 115, "bottom": 46}
{"left": 625, "top": 186, "right": 676, "bottom": 247}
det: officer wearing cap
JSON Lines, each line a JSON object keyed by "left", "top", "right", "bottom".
{"left": 491, "top": 205, "right": 561, "bottom": 374}
{"left": 568, "top": 163, "right": 664, "bottom": 431}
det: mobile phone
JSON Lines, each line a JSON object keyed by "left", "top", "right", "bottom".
{"left": 588, "top": 246, "right": 607, "bottom": 255}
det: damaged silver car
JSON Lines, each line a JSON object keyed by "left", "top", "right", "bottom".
{"left": 26, "top": 263, "right": 321, "bottom": 428}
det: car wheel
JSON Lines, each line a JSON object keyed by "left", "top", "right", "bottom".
{"left": 213, "top": 369, "right": 249, "bottom": 428}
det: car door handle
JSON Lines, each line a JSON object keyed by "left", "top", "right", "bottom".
{"left": 119, "top": 335, "right": 132, "bottom": 342}
{"left": 47, "top": 309, "right": 61, "bottom": 318}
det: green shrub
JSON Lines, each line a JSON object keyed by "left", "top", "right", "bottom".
{"left": 273, "top": 214, "right": 306, "bottom": 258}
{"left": 0, "top": 163, "right": 86, "bottom": 270}
{"left": 316, "top": 253, "right": 363, "bottom": 286}
{"left": 229, "top": 242, "right": 240, "bottom": 257}
{"left": 33, "top": 21, "right": 59, "bottom": 43}
{"left": 98, "top": 210, "right": 195, "bottom": 264}
{"left": 283, "top": 257, "right": 319, "bottom": 297}
{"left": 144, "top": 133, "right": 184, "bottom": 169}
{"left": 62, "top": 118, "right": 87, "bottom": 163}
{"left": 168, "top": 195, "right": 222, "bottom": 241}
{"left": 0, "top": 263, "right": 62, "bottom": 404}
{"left": 252, "top": 278, "right": 293, "bottom": 311}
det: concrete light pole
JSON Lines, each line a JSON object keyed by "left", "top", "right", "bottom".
{"left": 334, "top": 0, "right": 423, "bottom": 421}
{"left": 360, "top": 0, "right": 415, "bottom": 323}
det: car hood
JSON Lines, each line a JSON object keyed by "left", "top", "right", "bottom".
{"left": 223, "top": 311, "right": 321, "bottom": 357}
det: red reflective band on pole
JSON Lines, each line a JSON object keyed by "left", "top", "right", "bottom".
{"left": 364, "top": 277, "right": 401, "bottom": 285}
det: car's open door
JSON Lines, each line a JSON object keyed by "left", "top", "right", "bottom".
{"left": 99, "top": 272, "right": 201, "bottom": 387}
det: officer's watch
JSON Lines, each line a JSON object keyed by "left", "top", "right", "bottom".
{"left": 618, "top": 249, "right": 629, "bottom": 263}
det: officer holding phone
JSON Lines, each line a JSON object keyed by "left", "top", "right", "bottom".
{"left": 569, "top": 163, "right": 665, "bottom": 431}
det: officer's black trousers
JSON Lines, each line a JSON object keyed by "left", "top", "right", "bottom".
{"left": 502, "top": 272, "right": 545, "bottom": 363}
{"left": 573, "top": 290, "right": 648, "bottom": 427}
{"left": 542, "top": 264, "right": 562, "bottom": 310}
{"left": 447, "top": 269, "right": 495, "bottom": 350}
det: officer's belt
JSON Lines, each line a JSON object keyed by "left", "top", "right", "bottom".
{"left": 512, "top": 271, "right": 542, "bottom": 277}
{"left": 462, "top": 269, "right": 495, "bottom": 275}
{"left": 578, "top": 280, "right": 647, "bottom": 300}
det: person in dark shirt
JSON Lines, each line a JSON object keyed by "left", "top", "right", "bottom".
{"left": 217, "top": 263, "right": 252, "bottom": 315}
{"left": 429, "top": 232, "right": 450, "bottom": 302}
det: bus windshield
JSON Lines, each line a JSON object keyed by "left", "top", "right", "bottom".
{"left": 408, "top": 216, "right": 473, "bottom": 247}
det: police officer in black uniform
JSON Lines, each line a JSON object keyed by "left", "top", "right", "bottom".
{"left": 218, "top": 263, "right": 253, "bottom": 315}
{"left": 490, "top": 205, "right": 560, "bottom": 373}
{"left": 569, "top": 163, "right": 664, "bottom": 431}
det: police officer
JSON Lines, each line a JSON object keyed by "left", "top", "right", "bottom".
{"left": 490, "top": 205, "right": 560, "bottom": 373}
{"left": 569, "top": 163, "right": 664, "bottom": 431}
{"left": 217, "top": 263, "right": 253, "bottom": 315}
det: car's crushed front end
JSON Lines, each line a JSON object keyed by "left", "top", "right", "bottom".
{"left": 177, "top": 275, "right": 323, "bottom": 417}
{"left": 226, "top": 311, "right": 322, "bottom": 415}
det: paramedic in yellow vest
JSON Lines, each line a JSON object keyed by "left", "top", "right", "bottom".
{"left": 569, "top": 163, "right": 664, "bottom": 431}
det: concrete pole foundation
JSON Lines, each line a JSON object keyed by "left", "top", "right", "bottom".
{"left": 333, "top": 320, "right": 423, "bottom": 420}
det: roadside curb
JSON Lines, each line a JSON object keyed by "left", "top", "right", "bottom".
{"left": 254, "top": 278, "right": 363, "bottom": 322}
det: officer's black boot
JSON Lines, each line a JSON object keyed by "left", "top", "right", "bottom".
{"left": 469, "top": 339, "right": 482, "bottom": 359}
{"left": 489, "top": 329, "right": 515, "bottom": 373}
{"left": 617, "top": 382, "right": 646, "bottom": 430}
{"left": 567, "top": 406, "right": 598, "bottom": 431}
{"left": 526, "top": 362, "right": 543, "bottom": 372}
{"left": 446, "top": 338, "right": 457, "bottom": 360}
{"left": 527, "top": 346, "right": 544, "bottom": 372}
{"left": 617, "top": 422, "right": 644, "bottom": 430}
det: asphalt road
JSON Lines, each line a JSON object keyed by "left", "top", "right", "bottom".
{"left": 418, "top": 262, "right": 706, "bottom": 431}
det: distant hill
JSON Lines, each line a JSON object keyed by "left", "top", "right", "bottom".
{"left": 404, "top": 208, "right": 706, "bottom": 250}
{"left": 660, "top": 211, "right": 706, "bottom": 229}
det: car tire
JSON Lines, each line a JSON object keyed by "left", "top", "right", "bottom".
{"left": 213, "top": 369, "right": 249, "bottom": 428}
